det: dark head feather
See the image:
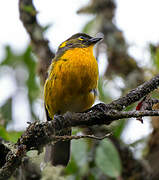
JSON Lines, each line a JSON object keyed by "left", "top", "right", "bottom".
{"left": 56, "top": 33, "right": 103, "bottom": 55}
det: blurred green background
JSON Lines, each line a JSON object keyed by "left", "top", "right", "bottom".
{"left": 1, "top": 0, "right": 159, "bottom": 179}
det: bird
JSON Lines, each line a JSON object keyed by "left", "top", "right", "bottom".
{"left": 44, "top": 33, "right": 102, "bottom": 166}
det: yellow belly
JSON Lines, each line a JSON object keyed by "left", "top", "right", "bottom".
{"left": 44, "top": 47, "right": 98, "bottom": 118}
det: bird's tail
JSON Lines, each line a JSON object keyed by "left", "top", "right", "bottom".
{"left": 44, "top": 128, "right": 71, "bottom": 166}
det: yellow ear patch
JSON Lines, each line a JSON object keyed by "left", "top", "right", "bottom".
{"left": 59, "top": 41, "right": 67, "bottom": 48}
{"left": 78, "top": 37, "right": 83, "bottom": 41}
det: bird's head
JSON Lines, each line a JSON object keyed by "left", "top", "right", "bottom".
{"left": 57, "top": 33, "right": 103, "bottom": 54}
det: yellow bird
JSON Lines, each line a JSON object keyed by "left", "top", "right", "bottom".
{"left": 44, "top": 33, "right": 102, "bottom": 166}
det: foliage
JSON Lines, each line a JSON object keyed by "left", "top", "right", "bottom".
{"left": 0, "top": 45, "right": 40, "bottom": 141}
{"left": 0, "top": 125, "right": 23, "bottom": 143}
{"left": 150, "top": 44, "right": 159, "bottom": 71}
{"left": 1, "top": 1, "right": 159, "bottom": 179}
{"left": 95, "top": 139, "right": 122, "bottom": 178}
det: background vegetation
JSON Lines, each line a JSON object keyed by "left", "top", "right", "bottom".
{"left": 0, "top": 0, "right": 159, "bottom": 179}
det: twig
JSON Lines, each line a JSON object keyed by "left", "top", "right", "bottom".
{"left": 53, "top": 133, "right": 111, "bottom": 142}
{"left": 93, "top": 74, "right": 159, "bottom": 112}
{"left": 106, "top": 110, "right": 159, "bottom": 120}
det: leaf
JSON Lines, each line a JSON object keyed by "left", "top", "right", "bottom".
{"left": 82, "top": 19, "right": 95, "bottom": 34}
{"left": 82, "top": 16, "right": 101, "bottom": 35}
{"left": 0, "top": 98, "right": 12, "bottom": 127}
{"left": 150, "top": 44, "right": 159, "bottom": 71}
{"left": 21, "top": 5, "right": 37, "bottom": 16}
{"left": 7, "top": 131, "right": 23, "bottom": 143}
{"left": 65, "top": 157, "right": 79, "bottom": 175}
{"left": 71, "top": 139, "right": 88, "bottom": 167}
{"left": 155, "top": 48, "right": 159, "bottom": 70}
{"left": 42, "top": 24, "right": 52, "bottom": 33}
{"left": 113, "top": 119, "right": 126, "bottom": 138}
{"left": 1, "top": 46, "right": 22, "bottom": 66}
{"left": 0, "top": 46, "right": 13, "bottom": 66}
{"left": 98, "top": 77, "right": 112, "bottom": 103}
{"left": 0, "top": 45, "right": 40, "bottom": 122}
{"left": 69, "top": 139, "right": 89, "bottom": 176}
{"left": 0, "top": 126, "right": 9, "bottom": 140}
{"left": 65, "top": 136, "right": 89, "bottom": 177}
{"left": 95, "top": 139, "right": 122, "bottom": 178}
{"left": 0, "top": 126, "right": 23, "bottom": 143}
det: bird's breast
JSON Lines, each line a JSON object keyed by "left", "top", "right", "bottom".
{"left": 44, "top": 47, "right": 98, "bottom": 116}
{"left": 60, "top": 47, "right": 98, "bottom": 92}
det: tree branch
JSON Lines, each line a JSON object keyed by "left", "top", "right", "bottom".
{"left": 53, "top": 133, "right": 111, "bottom": 141}
{"left": 101, "top": 74, "right": 159, "bottom": 111}
{"left": 0, "top": 144, "right": 26, "bottom": 180}
{"left": 19, "top": 0, "right": 55, "bottom": 83}
{"left": 0, "top": 74, "right": 159, "bottom": 179}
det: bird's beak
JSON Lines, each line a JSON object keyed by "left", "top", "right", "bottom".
{"left": 89, "top": 37, "right": 103, "bottom": 44}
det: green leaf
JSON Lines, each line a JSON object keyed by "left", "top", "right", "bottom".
{"left": 71, "top": 139, "right": 88, "bottom": 167}
{"left": 155, "top": 48, "right": 159, "bottom": 70}
{"left": 98, "top": 77, "right": 112, "bottom": 103}
{"left": 7, "top": 131, "right": 23, "bottom": 143}
{"left": 65, "top": 138, "right": 89, "bottom": 177}
{"left": 42, "top": 24, "right": 52, "bottom": 33}
{"left": 0, "top": 45, "right": 40, "bottom": 122}
{"left": 1, "top": 46, "right": 22, "bottom": 66}
{"left": 0, "top": 98, "right": 12, "bottom": 127}
{"left": 82, "top": 16, "right": 101, "bottom": 35}
{"left": 21, "top": 5, "right": 37, "bottom": 16}
{"left": 150, "top": 44, "right": 159, "bottom": 70}
{"left": 95, "top": 139, "right": 122, "bottom": 178}
{"left": 113, "top": 119, "right": 126, "bottom": 138}
{"left": 0, "top": 126, "right": 9, "bottom": 140}
{"left": 82, "top": 19, "right": 95, "bottom": 34}
{"left": 65, "top": 157, "right": 79, "bottom": 175}
{"left": 0, "top": 126, "right": 23, "bottom": 143}
{"left": 66, "top": 139, "right": 89, "bottom": 177}
{"left": 23, "top": 47, "right": 39, "bottom": 103}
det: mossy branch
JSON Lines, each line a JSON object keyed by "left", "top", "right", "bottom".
{"left": 0, "top": 74, "right": 159, "bottom": 179}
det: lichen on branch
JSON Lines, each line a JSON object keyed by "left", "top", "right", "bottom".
{"left": 0, "top": 74, "right": 159, "bottom": 179}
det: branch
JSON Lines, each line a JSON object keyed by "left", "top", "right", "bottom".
{"left": 0, "top": 74, "right": 159, "bottom": 179}
{"left": 0, "top": 133, "right": 110, "bottom": 180}
{"left": 53, "top": 133, "right": 111, "bottom": 142}
{"left": 19, "top": 0, "right": 55, "bottom": 83}
{"left": 101, "top": 74, "right": 159, "bottom": 111}
{"left": 0, "top": 144, "right": 26, "bottom": 180}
